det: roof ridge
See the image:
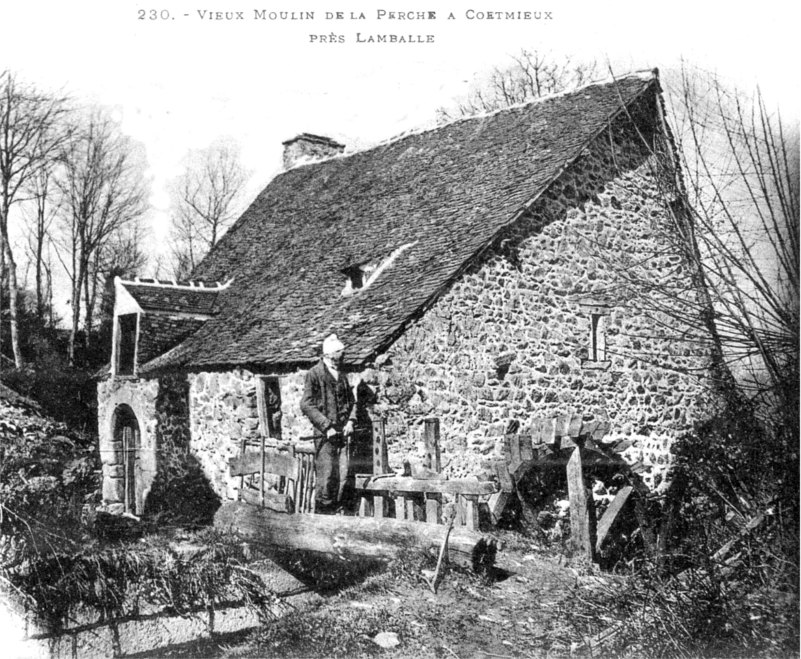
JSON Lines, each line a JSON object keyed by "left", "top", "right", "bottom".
{"left": 283, "top": 69, "right": 657, "bottom": 173}
{"left": 119, "top": 277, "right": 234, "bottom": 291}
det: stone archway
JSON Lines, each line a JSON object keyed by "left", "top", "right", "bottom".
{"left": 113, "top": 404, "right": 141, "bottom": 514}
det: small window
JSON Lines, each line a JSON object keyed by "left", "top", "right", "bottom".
{"left": 117, "top": 314, "right": 138, "bottom": 376}
{"left": 257, "top": 377, "right": 283, "bottom": 439}
{"left": 590, "top": 313, "right": 606, "bottom": 362}
{"left": 342, "top": 265, "right": 364, "bottom": 290}
{"left": 579, "top": 301, "right": 611, "bottom": 370}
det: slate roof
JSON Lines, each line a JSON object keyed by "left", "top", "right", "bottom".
{"left": 124, "top": 280, "right": 224, "bottom": 316}
{"left": 141, "top": 72, "right": 659, "bottom": 372}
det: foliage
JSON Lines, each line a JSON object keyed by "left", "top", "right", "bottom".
{"left": 0, "top": 389, "right": 99, "bottom": 569}
{"left": 7, "top": 529, "right": 281, "bottom": 631}
{"left": 1, "top": 364, "right": 97, "bottom": 430}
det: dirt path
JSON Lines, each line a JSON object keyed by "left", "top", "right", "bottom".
{"left": 156, "top": 541, "right": 613, "bottom": 658}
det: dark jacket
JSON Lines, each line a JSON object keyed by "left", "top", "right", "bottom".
{"left": 300, "top": 360, "right": 357, "bottom": 439}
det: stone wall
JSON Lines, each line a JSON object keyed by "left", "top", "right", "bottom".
{"left": 357, "top": 114, "right": 715, "bottom": 489}
{"left": 187, "top": 370, "right": 261, "bottom": 500}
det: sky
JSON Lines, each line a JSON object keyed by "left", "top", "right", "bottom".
{"left": 0, "top": 0, "right": 798, "bottom": 318}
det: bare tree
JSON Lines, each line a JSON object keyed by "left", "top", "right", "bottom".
{"left": 437, "top": 50, "right": 598, "bottom": 122}
{"left": 0, "top": 71, "right": 69, "bottom": 367}
{"left": 55, "top": 108, "right": 149, "bottom": 365}
{"left": 169, "top": 139, "right": 249, "bottom": 279}
{"left": 658, "top": 67, "right": 799, "bottom": 430}
{"left": 22, "top": 158, "right": 59, "bottom": 325}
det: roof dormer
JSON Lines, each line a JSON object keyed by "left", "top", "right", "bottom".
{"left": 111, "top": 277, "right": 231, "bottom": 377}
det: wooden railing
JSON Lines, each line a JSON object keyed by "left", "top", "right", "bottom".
{"left": 354, "top": 418, "right": 498, "bottom": 531}
{"left": 228, "top": 418, "right": 500, "bottom": 532}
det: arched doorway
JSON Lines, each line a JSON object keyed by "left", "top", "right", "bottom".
{"left": 113, "top": 405, "right": 140, "bottom": 514}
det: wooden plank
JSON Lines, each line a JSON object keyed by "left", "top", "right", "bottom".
{"left": 463, "top": 495, "right": 479, "bottom": 531}
{"left": 454, "top": 497, "right": 465, "bottom": 527}
{"left": 529, "top": 417, "right": 544, "bottom": 441}
{"left": 567, "top": 447, "right": 594, "bottom": 561}
{"left": 359, "top": 496, "right": 373, "bottom": 517}
{"left": 395, "top": 495, "right": 407, "bottom": 521}
{"left": 567, "top": 414, "right": 583, "bottom": 438}
{"left": 581, "top": 420, "right": 599, "bottom": 439}
{"left": 487, "top": 491, "right": 510, "bottom": 525}
{"left": 508, "top": 434, "right": 522, "bottom": 475}
{"left": 519, "top": 435, "right": 534, "bottom": 463}
{"left": 595, "top": 486, "right": 633, "bottom": 552}
{"left": 215, "top": 501, "right": 497, "bottom": 571}
{"left": 542, "top": 417, "right": 558, "bottom": 445}
{"left": 354, "top": 475, "right": 499, "bottom": 496}
{"left": 373, "top": 495, "right": 387, "bottom": 519}
{"left": 230, "top": 450, "right": 297, "bottom": 478}
{"left": 372, "top": 419, "right": 389, "bottom": 474}
{"left": 423, "top": 418, "right": 441, "bottom": 472}
{"left": 425, "top": 495, "right": 441, "bottom": 524}
{"left": 493, "top": 460, "right": 514, "bottom": 492}
{"left": 560, "top": 436, "right": 578, "bottom": 450}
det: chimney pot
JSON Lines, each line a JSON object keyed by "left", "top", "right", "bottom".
{"left": 282, "top": 133, "right": 345, "bottom": 169}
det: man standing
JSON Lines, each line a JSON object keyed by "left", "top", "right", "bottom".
{"left": 300, "top": 334, "right": 357, "bottom": 514}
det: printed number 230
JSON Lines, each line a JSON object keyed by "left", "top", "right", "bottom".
{"left": 138, "top": 10, "right": 172, "bottom": 19}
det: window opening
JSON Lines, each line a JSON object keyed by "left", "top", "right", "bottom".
{"left": 117, "top": 313, "right": 138, "bottom": 375}
{"left": 590, "top": 313, "right": 606, "bottom": 361}
{"left": 257, "top": 377, "right": 283, "bottom": 439}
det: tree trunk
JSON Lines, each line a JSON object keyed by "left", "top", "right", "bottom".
{"left": 3, "top": 241, "right": 23, "bottom": 368}
{"left": 215, "top": 501, "right": 497, "bottom": 572}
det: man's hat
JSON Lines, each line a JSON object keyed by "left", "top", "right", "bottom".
{"left": 322, "top": 333, "right": 345, "bottom": 355}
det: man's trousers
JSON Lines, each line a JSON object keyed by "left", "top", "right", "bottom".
{"left": 314, "top": 437, "right": 349, "bottom": 513}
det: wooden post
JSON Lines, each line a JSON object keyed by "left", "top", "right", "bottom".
{"left": 463, "top": 495, "right": 479, "bottom": 531}
{"left": 372, "top": 419, "right": 388, "bottom": 518}
{"left": 567, "top": 446, "right": 595, "bottom": 561}
{"left": 260, "top": 434, "right": 266, "bottom": 507}
{"left": 423, "top": 418, "right": 441, "bottom": 472}
{"left": 596, "top": 486, "right": 633, "bottom": 553}
{"left": 425, "top": 494, "right": 441, "bottom": 524}
{"left": 395, "top": 495, "right": 407, "bottom": 521}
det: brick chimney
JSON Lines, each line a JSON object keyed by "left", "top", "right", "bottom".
{"left": 282, "top": 133, "right": 345, "bottom": 169}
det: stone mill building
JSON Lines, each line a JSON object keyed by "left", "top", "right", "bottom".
{"left": 97, "top": 70, "right": 715, "bottom": 517}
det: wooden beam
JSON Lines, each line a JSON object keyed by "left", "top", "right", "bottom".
{"left": 215, "top": 502, "right": 496, "bottom": 571}
{"left": 595, "top": 486, "right": 633, "bottom": 552}
{"left": 462, "top": 495, "right": 479, "bottom": 531}
{"left": 372, "top": 419, "right": 389, "bottom": 473}
{"left": 519, "top": 435, "right": 534, "bottom": 463}
{"left": 567, "top": 414, "right": 583, "bottom": 438}
{"left": 567, "top": 447, "right": 595, "bottom": 561}
{"left": 507, "top": 433, "right": 522, "bottom": 476}
{"left": 425, "top": 494, "right": 441, "bottom": 524}
{"left": 230, "top": 450, "right": 297, "bottom": 478}
{"left": 487, "top": 491, "right": 510, "bottom": 525}
{"left": 423, "top": 418, "right": 441, "bottom": 472}
{"left": 354, "top": 475, "right": 498, "bottom": 496}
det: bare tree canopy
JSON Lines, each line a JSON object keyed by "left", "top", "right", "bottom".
{"left": 661, "top": 65, "right": 799, "bottom": 424}
{"left": 437, "top": 50, "right": 598, "bottom": 122}
{"left": 54, "top": 108, "right": 150, "bottom": 364}
{"left": 0, "top": 71, "right": 69, "bottom": 367}
{"left": 169, "top": 139, "right": 250, "bottom": 280}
